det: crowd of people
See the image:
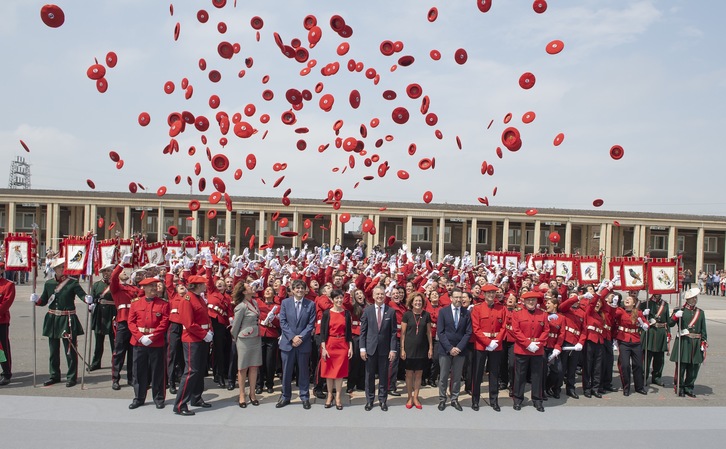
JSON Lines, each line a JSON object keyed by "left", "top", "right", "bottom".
{"left": 0, "top": 242, "right": 710, "bottom": 413}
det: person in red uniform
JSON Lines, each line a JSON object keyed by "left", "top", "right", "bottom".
{"left": 543, "top": 293, "right": 565, "bottom": 399}
{"left": 499, "top": 292, "right": 519, "bottom": 394}
{"left": 109, "top": 255, "right": 139, "bottom": 390}
{"left": 600, "top": 292, "right": 618, "bottom": 393}
{"left": 557, "top": 292, "right": 586, "bottom": 399}
{"left": 605, "top": 292, "right": 649, "bottom": 396}
{"left": 173, "top": 275, "right": 214, "bottom": 416}
{"left": 511, "top": 291, "right": 549, "bottom": 412}
{"left": 320, "top": 289, "right": 353, "bottom": 409}
{"left": 255, "top": 284, "right": 280, "bottom": 394}
{"left": 127, "top": 277, "right": 170, "bottom": 409}
{"left": 0, "top": 262, "right": 16, "bottom": 386}
{"left": 580, "top": 292, "right": 607, "bottom": 398}
{"left": 165, "top": 267, "right": 185, "bottom": 394}
{"left": 424, "top": 289, "right": 441, "bottom": 386}
{"left": 204, "top": 264, "right": 231, "bottom": 389}
{"left": 386, "top": 285, "right": 407, "bottom": 397}
{"left": 470, "top": 284, "right": 507, "bottom": 411}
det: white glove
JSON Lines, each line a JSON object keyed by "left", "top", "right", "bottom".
{"left": 290, "top": 247, "right": 298, "bottom": 258}
{"left": 139, "top": 335, "right": 153, "bottom": 346}
{"left": 184, "top": 259, "right": 195, "bottom": 270}
{"left": 612, "top": 274, "right": 621, "bottom": 284}
{"left": 607, "top": 281, "right": 614, "bottom": 290}
{"left": 638, "top": 318, "right": 649, "bottom": 330}
{"left": 548, "top": 313, "right": 558, "bottom": 321}
{"left": 583, "top": 292, "right": 594, "bottom": 300}
{"left": 613, "top": 341, "right": 619, "bottom": 352}
{"left": 573, "top": 343, "right": 583, "bottom": 352}
{"left": 674, "top": 310, "right": 683, "bottom": 318}
{"left": 526, "top": 342, "right": 539, "bottom": 353}
{"left": 486, "top": 340, "right": 499, "bottom": 351}
{"left": 85, "top": 295, "right": 94, "bottom": 305}
{"left": 643, "top": 308, "right": 650, "bottom": 316}
{"left": 88, "top": 303, "right": 96, "bottom": 313}
{"left": 265, "top": 248, "right": 273, "bottom": 261}
{"left": 203, "top": 330, "right": 214, "bottom": 343}
{"left": 121, "top": 253, "right": 132, "bottom": 265}
{"left": 348, "top": 283, "right": 356, "bottom": 293}
{"left": 165, "top": 251, "right": 173, "bottom": 262}
{"left": 30, "top": 293, "right": 40, "bottom": 303}
{"left": 551, "top": 348, "right": 561, "bottom": 358}
{"left": 204, "top": 251, "right": 214, "bottom": 268}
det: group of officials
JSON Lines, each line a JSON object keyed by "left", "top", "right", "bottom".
{"left": 1, "top": 244, "right": 709, "bottom": 413}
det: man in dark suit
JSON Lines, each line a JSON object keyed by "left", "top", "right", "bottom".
{"left": 277, "top": 279, "right": 316, "bottom": 409}
{"left": 437, "top": 288, "right": 471, "bottom": 411}
{"left": 359, "top": 286, "right": 397, "bottom": 411}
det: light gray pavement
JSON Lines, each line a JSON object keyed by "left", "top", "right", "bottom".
{"left": 2, "top": 282, "right": 726, "bottom": 448}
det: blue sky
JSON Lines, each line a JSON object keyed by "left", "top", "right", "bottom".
{"left": 1, "top": 0, "right": 724, "bottom": 216}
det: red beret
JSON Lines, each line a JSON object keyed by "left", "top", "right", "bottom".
{"left": 139, "top": 278, "right": 161, "bottom": 286}
{"left": 482, "top": 284, "right": 498, "bottom": 292}
{"left": 187, "top": 275, "right": 207, "bottom": 285}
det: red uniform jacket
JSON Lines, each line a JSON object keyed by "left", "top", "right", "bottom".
{"left": 128, "top": 295, "right": 170, "bottom": 347}
{"left": 558, "top": 296, "right": 586, "bottom": 346}
{"left": 0, "top": 278, "right": 16, "bottom": 325}
{"left": 425, "top": 303, "right": 441, "bottom": 339}
{"left": 583, "top": 299, "right": 607, "bottom": 344}
{"left": 256, "top": 298, "right": 281, "bottom": 338}
{"left": 609, "top": 306, "right": 645, "bottom": 343}
{"left": 511, "top": 308, "right": 549, "bottom": 356}
{"left": 177, "top": 291, "right": 211, "bottom": 343}
{"left": 470, "top": 302, "right": 507, "bottom": 351}
{"left": 544, "top": 313, "right": 566, "bottom": 351}
{"left": 110, "top": 265, "right": 139, "bottom": 323}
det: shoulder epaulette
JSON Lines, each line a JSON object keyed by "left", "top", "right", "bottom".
{"left": 184, "top": 294, "right": 191, "bottom": 301}
{"left": 131, "top": 297, "right": 140, "bottom": 303}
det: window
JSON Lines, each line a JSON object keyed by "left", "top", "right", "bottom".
{"left": 677, "top": 235, "right": 685, "bottom": 253}
{"left": 705, "top": 236, "right": 718, "bottom": 253}
{"left": 593, "top": 231, "right": 600, "bottom": 240}
{"left": 20, "top": 212, "right": 35, "bottom": 229}
{"left": 508, "top": 228, "right": 521, "bottom": 244}
{"left": 270, "top": 219, "right": 289, "bottom": 237}
{"left": 395, "top": 224, "right": 451, "bottom": 243}
{"left": 467, "top": 228, "right": 488, "bottom": 245}
{"left": 650, "top": 235, "right": 667, "bottom": 251}
{"left": 704, "top": 263, "right": 717, "bottom": 275}
{"left": 146, "top": 215, "right": 157, "bottom": 230}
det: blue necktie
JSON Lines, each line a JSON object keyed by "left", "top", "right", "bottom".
{"left": 454, "top": 307, "right": 460, "bottom": 328}
{"left": 295, "top": 301, "right": 301, "bottom": 320}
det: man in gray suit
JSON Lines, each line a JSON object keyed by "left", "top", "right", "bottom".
{"left": 437, "top": 288, "right": 472, "bottom": 411}
{"left": 277, "top": 280, "right": 316, "bottom": 409}
{"left": 359, "top": 286, "right": 397, "bottom": 411}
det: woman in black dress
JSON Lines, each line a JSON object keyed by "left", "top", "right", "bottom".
{"left": 400, "top": 291, "right": 433, "bottom": 409}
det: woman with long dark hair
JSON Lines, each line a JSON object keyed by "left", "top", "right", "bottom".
{"left": 230, "top": 282, "right": 262, "bottom": 408}
{"left": 400, "top": 291, "right": 432, "bottom": 409}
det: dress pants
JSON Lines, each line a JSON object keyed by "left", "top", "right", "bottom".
{"left": 281, "top": 346, "right": 311, "bottom": 401}
{"left": 472, "top": 350, "right": 502, "bottom": 404}
{"left": 174, "top": 341, "right": 207, "bottom": 412}
{"left": 544, "top": 347, "right": 562, "bottom": 393}
{"left": 48, "top": 336, "right": 78, "bottom": 381}
{"left": 388, "top": 339, "right": 400, "bottom": 393}
{"left": 439, "top": 352, "right": 465, "bottom": 401}
{"left": 601, "top": 339, "right": 615, "bottom": 390}
{"left": 462, "top": 342, "right": 475, "bottom": 392}
{"left": 346, "top": 335, "right": 365, "bottom": 390}
{"left": 498, "top": 341, "right": 515, "bottom": 389}
{"left": 210, "top": 320, "right": 229, "bottom": 383}
{"left": 675, "top": 362, "right": 700, "bottom": 394}
{"left": 111, "top": 321, "right": 133, "bottom": 384}
{"left": 311, "top": 334, "right": 325, "bottom": 393}
{"left": 91, "top": 331, "right": 114, "bottom": 370}
{"left": 617, "top": 340, "right": 644, "bottom": 393}
{"left": 645, "top": 350, "right": 665, "bottom": 384}
{"left": 166, "top": 322, "right": 183, "bottom": 386}
{"left": 559, "top": 347, "right": 581, "bottom": 394}
{"left": 513, "top": 354, "right": 544, "bottom": 407}
{"left": 364, "top": 352, "right": 390, "bottom": 404}
{"left": 0, "top": 323, "right": 12, "bottom": 379}
{"left": 426, "top": 342, "right": 440, "bottom": 384}
{"left": 583, "top": 341, "right": 603, "bottom": 393}
{"left": 256, "top": 336, "right": 279, "bottom": 390}
{"left": 132, "top": 345, "right": 166, "bottom": 406}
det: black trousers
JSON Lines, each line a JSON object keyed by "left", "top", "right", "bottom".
{"left": 174, "top": 341, "right": 208, "bottom": 412}
{"left": 601, "top": 339, "right": 614, "bottom": 389}
{"left": 498, "top": 341, "right": 515, "bottom": 388}
{"left": 166, "top": 322, "right": 183, "bottom": 386}
{"left": 347, "top": 335, "right": 365, "bottom": 390}
{"left": 111, "top": 322, "right": 133, "bottom": 384}
{"left": 227, "top": 343, "right": 238, "bottom": 384}
{"left": 472, "top": 349, "right": 502, "bottom": 404}
{"left": 388, "top": 339, "right": 400, "bottom": 392}
{"left": 365, "top": 352, "right": 390, "bottom": 404}
{"left": 311, "top": 334, "right": 326, "bottom": 392}
{"left": 91, "top": 331, "right": 114, "bottom": 369}
{"left": 462, "top": 342, "right": 476, "bottom": 392}
{"left": 0, "top": 323, "right": 11, "bottom": 379}
{"left": 210, "top": 320, "right": 230, "bottom": 382}
{"left": 513, "top": 354, "right": 544, "bottom": 406}
{"left": 426, "top": 342, "right": 440, "bottom": 384}
{"left": 559, "top": 348, "right": 581, "bottom": 393}
{"left": 132, "top": 345, "right": 166, "bottom": 405}
{"left": 544, "top": 347, "right": 562, "bottom": 393}
{"left": 645, "top": 350, "right": 665, "bottom": 384}
{"left": 583, "top": 341, "right": 603, "bottom": 393}
{"left": 618, "top": 340, "right": 644, "bottom": 393}
{"left": 256, "top": 336, "right": 279, "bottom": 390}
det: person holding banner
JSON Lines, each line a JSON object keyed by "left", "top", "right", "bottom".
{"left": 0, "top": 261, "right": 15, "bottom": 385}
{"left": 670, "top": 288, "right": 708, "bottom": 397}
{"left": 31, "top": 258, "right": 93, "bottom": 387}
{"left": 639, "top": 293, "right": 670, "bottom": 387}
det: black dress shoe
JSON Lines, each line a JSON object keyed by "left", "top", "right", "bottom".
{"left": 685, "top": 392, "right": 697, "bottom": 398}
{"left": 451, "top": 400, "right": 463, "bottom": 411}
{"left": 128, "top": 400, "right": 143, "bottom": 409}
{"left": 226, "top": 382, "right": 235, "bottom": 391}
{"left": 302, "top": 400, "right": 311, "bottom": 410}
{"left": 535, "top": 404, "right": 545, "bottom": 412}
{"left": 43, "top": 378, "right": 60, "bottom": 387}
{"left": 513, "top": 403, "right": 522, "bottom": 411}
{"left": 314, "top": 390, "right": 326, "bottom": 399}
{"left": 635, "top": 389, "right": 648, "bottom": 395}
{"left": 491, "top": 401, "right": 501, "bottom": 412}
{"left": 0, "top": 377, "right": 10, "bottom": 386}
{"left": 255, "top": 387, "right": 263, "bottom": 395}
{"left": 388, "top": 390, "right": 401, "bottom": 396}
{"left": 592, "top": 391, "right": 602, "bottom": 398}
{"left": 678, "top": 391, "right": 686, "bottom": 397}
{"left": 438, "top": 401, "right": 446, "bottom": 411}
{"left": 192, "top": 401, "right": 212, "bottom": 408}
{"left": 250, "top": 399, "right": 260, "bottom": 406}
{"left": 566, "top": 390, "right": 579, "bottom": 399}
{"left": 380, "top": 402, "right": 388, "bottom": 411}
{"left": 603, "top": 386, "right": 618, "bottom": 392}
{"left": 471, "top": 402, "right": 480, "bottom": 411}
{"left": 88, "top": 365, "right": 100, "bottom": 372}
{"left": 623, "top": 390, "right": 630, "bottom": 396}
{"left": 156, "top": 403, "right": 165, "bottom": 409}
{"left": 364, "top": 402, "right": 373, "bottom": 411}
{"left": 276, "top": 398, "right": 291, "bottom": 408}
{"left": 584, "top": 391, "right": 592, "bottom": 398}
{"left": 174, "top": 408, "right": 195, "bottom": 416}
{"left": 266, "top": 387, "right": 274, "bottom": 393}
{"left": 66, "top": 380, "right": 77, "bottom": 388}
{"left": 112, "top": 381, "right": 121, "bottom": 391}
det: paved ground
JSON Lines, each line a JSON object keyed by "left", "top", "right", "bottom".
{"left": 2, "top": 282, "right": 726, "bottom": 448}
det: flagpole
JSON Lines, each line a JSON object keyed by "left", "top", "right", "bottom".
{"left": 81, "top": 234, "right": 96, "bottom": 390}
{"left": 31, "top": 225, "right": 39, "bottom": 388}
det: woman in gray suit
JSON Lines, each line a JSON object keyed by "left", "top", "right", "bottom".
{"left": 230, "top": 282, "right": 262, "bottom": 408}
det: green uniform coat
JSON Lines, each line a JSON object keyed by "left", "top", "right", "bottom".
{"left": 39, "top": 277, "right": 87, "bottom": 338}
{"left": 639, "top": 299, "right": 670, "bottom": 352}
{"left": 91, "top": 279, "right": 116, "bottom": 335}
{"left": 669, "top": 306, "right": 707, "bottom": 364}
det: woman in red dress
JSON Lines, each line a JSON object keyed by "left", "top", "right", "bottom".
{"left": 320, "top": 289, "right": 353, "bottom": 409}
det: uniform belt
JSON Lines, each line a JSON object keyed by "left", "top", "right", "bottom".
{"left": 171, "top": 308, "right": 178, "bottom": 314}
{"left": 329, "top": 335, "right": 345, "bottom": 338}
{"left": 317, "top": 320, "right": 321, "bottom": 324}
{"left": 548, "top": 332, "right": 558, "bottom": 338}
{"left": 138, "top": 327, "right": 156, "bottom": 333}
{"left": 679, "top": 331, "right": 702, "bottom": 338}
{"left": 587, "top": 325, "right": 603, "bottom": 334}
{"left": 48, "top": 309, "right": 76, "bottom": 316}
{"left": 654, "top": 323, "right": 667, "bottom": 328}
{"left": 352, "top": 321, "right": 360, "bottom": 326}
{"left": 99, "top": 299, "right": 115, "bottom": 306}
{"left": 117, "top": 304, "right": 130, "bottom": 310}
{"left": 396, "top": 324, "right": 401, "bottom": 329}
{"left": 618, "top": 326, "right": 637, "bottom": 334}
{"left": 565, "top": 326, "right": 580, "bottom": 336}
{"left": 208, "top": 304, "right": 227, "bottom": 316}
{"left": 483, "top": 332, "right": 498, "bottom": 338}
{"left": 505, "top": 325, "right": 512, "bottom": 330}
{"left": 183, "top": 324, "right": 211, "bottom": 330}
{"left": 603, "top": 324, "right": 612, "bottom": 331}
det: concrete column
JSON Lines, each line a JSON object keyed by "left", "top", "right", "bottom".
{"left": 581, "top": 224, "right": 588, "bottom": 255}
{"left": 431, "top": 219, "right": 438, "bottom": 261}
{"left": 639, "top": 225, "right": 648, "bottom": 257}
{"left": 469, "top": 218, "right": 478, "bottom": 257}
{"left": 519, "top": 222, "right": 526, "bottom": 257}
{"left": 599, "top": 223, "right": 607, "bottom": 255}
{"left": 668, "top": 226, "right": 677, "bottom": 259}
{"left": 373, "top": 214, "right": 381, "bottom": 249}
{"left": 45, "top": 203, "right": 53, "bottom": 250}
{"left": 633, "top": 225, "right": 641, "bottom": 256}
{"left": 157, "top": 205, "right": 165, "bottom": 240}
{"left": 438, "top": 216, "right": 445, "bottom": 262}
{"left": 225, "top": 209, "right": 232, "bottom": 245}
{"left": 329, "top": 214, "right": 337, "bottom": 247}
{"left": 605, "top": 223, "right": 613, "bottom": 260}
{"left": 52, "top": 203, "right": 60, "bottom": 251}
{"left": 191, "top": 210, "right": 199, "bottom": 239}
{"left": 696, "top": 227, "right": 705, "bottom": 275}
{"left": 365, "top": 214, "right": 374, "bottom": 251}
{"left": 461, "top": 219, "right": 468, "bottom": 257}
{"left": 405, "top": 215, "right": 413, "bottom": 251}
{"left": 82, "top": 204, "right": 90, "bottom": 235}
{"left": 89, "top": 204, "right": 97, "bottom": 237}
{"left": 258, "top": 210, "right": 266, "bottom": 250}
{"left": 292, "top": 211, "right": 300, "bottom": 248}
{"left": 202, "top": 214, "right": 210, "bottom": 241}
{"left": 7, "top": 202, "right": 15, "bottom": 233}
{"left": 123, "top": 206, "right": 131, "bottom": 239}
{"left": 501, "top": 218, "right": 509, "bottom": 251}
{"left": 336, "top": 216, "right": 344, "bottom": 245}
{"left": 234, "top": 213, "right": 242, "bottom": 254}
{"left": 534, "top": 220, "right": 541, "bottom": 253}
{"left": 490, "top": 220, "right": 498, "bottom": 252}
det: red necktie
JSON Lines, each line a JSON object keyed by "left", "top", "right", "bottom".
{"left": 377, "top": 306, "right": 383, "bottom": 329}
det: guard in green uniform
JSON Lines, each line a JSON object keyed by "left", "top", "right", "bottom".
{"left": 31, "top": 258, "right": 93, "bottom": 387}
{"left": 670, "top": 288, "right": 708, "bottom": 398}
{"left": 89, "top": 263, "right": 117, "bottom": 371}
{"left": 639, "top": 294, "right": 670, "bottom": 386}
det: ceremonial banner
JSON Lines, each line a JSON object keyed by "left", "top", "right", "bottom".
{"left": 143, "top": 242, "right": 165, "bottom": 266}
{"left": 619, "top": 258, "right": 646, "bottom": 291}
{"left": 63, "top": 236, "right": 92, "bottom": 276}
{"left": 553, "top": 255, "right": 574, "bottom": 280}
{"left": 118, "top": 239, "right": 134, "bottom": 267}
{"left": 165, "top": 241, "right": 183, "bottom": 261}
{"left": 647, "top": 259, "right": 678, "bottom": 295}
{"left": 182, "top": 237, "right": 198, "bottom": 259}
{"left": 96, "top": 240, "right": 118, "bottom": 272}
{"left": 198, "top": 241, "right": 215, "bottom": 256}
{"left": 577, "top": 256, "right": 602, "bottom": 285}
{"left": 3, "top": 233, "right": 33, "bottom": 271}
{"left": 485, "top": 251, "right": 520, "bottom": 271}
